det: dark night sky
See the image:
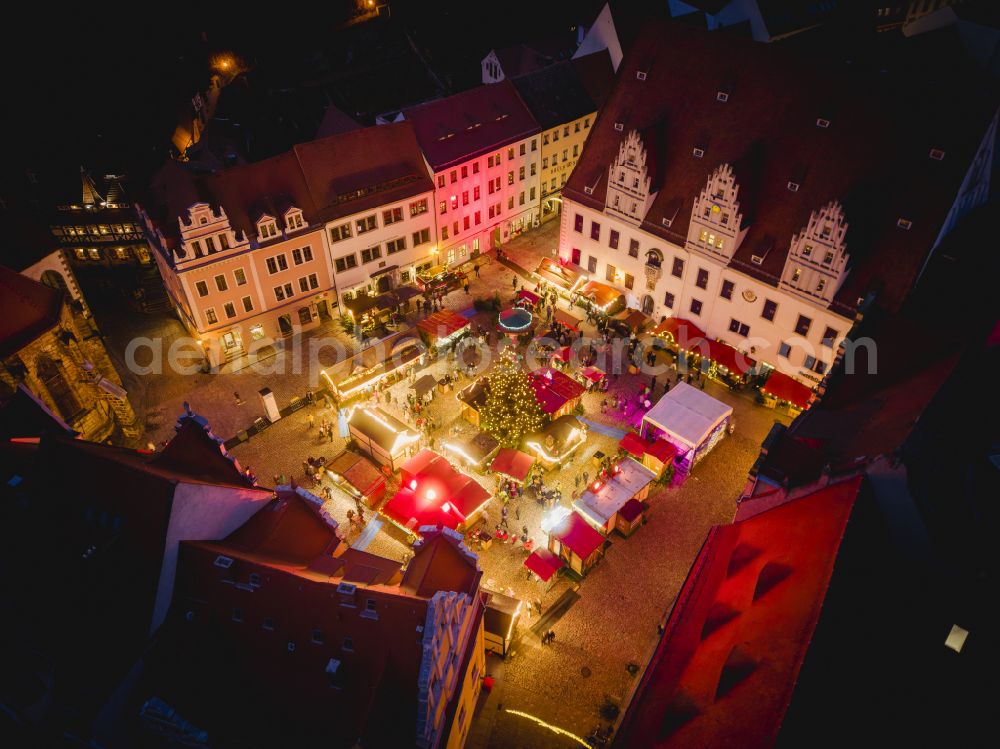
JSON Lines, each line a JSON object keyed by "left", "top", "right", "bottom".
{"left": 0, "top": 2, "right": 611, "bottom": 200}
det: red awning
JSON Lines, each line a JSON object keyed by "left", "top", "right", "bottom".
{"left": 553, "top": 308, "right": 582, "bottom": 330}
{"left": 619, "top": 432, "right": 649, "bottom": 458}
{"left": 491, "top": 448, "right": 534, "bottom": 482}
{"left": 551, "top": 346, "right": 572, "bottom": 363}
{"left": 580, "top": 366, "right": 606, "bottom": 383}
{"left": 762, "top": 370, "right": 814, "bottom": 409}
{"left": 417, "top": 310, "right": 470, "bottom": 340}
{"left": 619, "top": 497, "right": 645, "bottom": 523}
{"left": 524, "top": 548, "right": 564, "bottom": 582}
{"left": 704, "top": 339, "right": 756, "bottom": 375}
{"left": 553, "top": 511, "right": 605, "bottom": 559}
{"left": 517, "top": 289, "right": 540, "bottom": 305}
{"left": 649, "top": 317, "right": 708, "bottom": 346}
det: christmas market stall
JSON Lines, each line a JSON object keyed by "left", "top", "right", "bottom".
{"left": 575, "top": 280, "right": 626, "bottom": 317}
{"left": 525, "top": 415, "right": 588, "bottom": 471}
{"left": 760, "top": 369, "right": 815, "bottom": 414}
{"left": 348, "top": 406, "right": 421, "bottom": 472}
{"left": 534, "top": 257, "right": 585, "bottom": 295}
{"left": 483, "top": 590, "right": 522, "bottom": 657}
{"left": 379, "top": 449, "right": 491, "bottom": 540}
{"left": 323, "top": 449, "right": 387, "bottom": 508}
{"left": 322, "top": 331, "right": 424, "bottom": 401}
{"left": 701, "top": 338, "right": 756, "bottom": 387}
{"left": 641, "top": 382, "right": 732, "bottom": 476}
{"left": 523, "top": 547, "right": 565, "bottom": 589}
{"left": 542, "top": 505, "right": 607, "bottom": 576}
{"left": 618, "top": 432, "right": 677, "bottom": 479}
{"left": 456, "top": 378, "right": 489, "bottom": 426}
{"left": 490, "top": 448, "right": 535, "bottom": 485}
{"left": 648, "top": 317, "right": 708, "bottom": 356}
{"left": 442, "top": 430, "right": 500, "bottom": 471}
{"left": 527, "top": 367, "right": 585, "bottom": 419}
{"left": 411, "top": 373, "right": 438, "bottom": 404}
{"left": 553, "top": 307, "right": 584, "bottom": 331}
{"left": 573, "top": 459, "right": 657, "bottom": 536}
{"left": 515, "top": 289, "right": 540, "bottom": 309}
{"left": 577, "top": 365, "right": 608, "bottom": 392}
{"left": 416, "top": 309, "right": 470, "bottom": 348}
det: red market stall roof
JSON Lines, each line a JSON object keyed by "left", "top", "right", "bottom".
{"left": 619, "top": 497, "right": 645, "bottom": 524}
{"left": 551, "top": 510, "right": 606, "bottom": 560}
{"left": 383, "top": 450, "right": 491, "bottom": 533}
{"left": 523, "top": 547, "right": 564, "bottom": 582}
{"left": 649, "top": 317, "right": 707, "bottom": 346}
{"left": 553, "top": 308, "right": 583, "bottom": 330}
{"left": 620, "top": 432, "right": 650, "bottom": 458}
{"left": 417, "top": 309, "right": 470, "bottom": 340}
{"left": 578, "top": 280, "right": 625, "bottom": 310}
{"left": 527, "top": 368, "right": 586, "bottom": 414}
{"left": 580, "top": 365, "right": 606, "bottom": 383}
{"left": 491, "top": 448, "right": 534, "bottom": 482}
{"left": 551, "top": 346, "right": 572, "bottom": 363}
{"left": 534, "top": 257, "right": 582, "bottom": 290}
{"left": 615, "top": 307, "right": 651, "bottom": 330}
{"left": 517, "top": 289, "right": 540, "bottom": 305}
{"left": 646, "top": 439, "right": 677, "bottom": 464}
{"left": 762, "top": 370, "right": 815, "bottom": 409}
{"left": 703, "top": 338, "right": 756, "bottom": 375}
{"left": 326, "top": 450, "right": 386, "bottom": 499}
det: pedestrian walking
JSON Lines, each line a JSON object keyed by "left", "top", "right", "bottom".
{"left": 474, "top": 264, "right": 480, "bottom": 278}
{"left": 328, "top": 428, "right": 334, "bottom": 443}
{"left": 308, "top": 413, "right": 315, "bottom": 429}
{"left": 512, "top": 275, "right": 517, "bottom": 290}
{"left": 574, "top": 474, "right": 580, "bottom": 488}
{"left": 464, "top": 282, "right": 470, "bottom": 294}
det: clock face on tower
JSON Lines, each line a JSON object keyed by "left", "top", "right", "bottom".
{"left": 742, "top": 289, "right": 757, "bottom": 303}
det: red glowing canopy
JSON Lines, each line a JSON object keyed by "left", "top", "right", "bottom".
{"left": 383, "top": 450, "right": 490, "bottom": 532}
{"left": 762, "top": 370, "right": 814, "bottom": 409}
{"left": 524, "top": 547, "right": 564, "bottom": 582}
{"left": 702, "top": 338, "right": 756, "bottom": 374}
{"left": 417, "top": 309, "right": 470, "bottom": 340}
{"left": 517, "top": 289, "right": 540, "bottom": 305}
{"left": 619, "top": 432, "right": 650, "bottom": 458}
{"left": 645, "top": 439, "right": 677, "bottom": 464}
{"left": 551, "top": 346, "right": 572, "bottom": 363}
{"left": 528, "top": 368, "right": 586, "bottom": 414}
{"left": 580, "top": 366, "right": 606, "bottom": 383}
{"left": 551, "top": 511, "right": 605, "bottom": 559}
{"left": 649, "top": 317, "right": 707, "bottom": 346}
{"left": 491, "top": 448, "right": 534, "bottom": 482}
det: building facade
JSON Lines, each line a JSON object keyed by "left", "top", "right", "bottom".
{"left": 140, "top": 122, "right": 437, "bottom": 366}
{"left": 560, "top": 19, "right": 998, "bottom": 385}
{"left": 404, "top": 81, "right": 541, "bottom": 266}
{"left": 0, "top": 265, "right": 139, "bottom": 441}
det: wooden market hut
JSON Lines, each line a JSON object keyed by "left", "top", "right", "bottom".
{"left": 442, "top": 430, "right": 500, "bottom": 471}
{"left": 483, "top": 590, "right": 521, "bottom": 657}
{"left": 524, "top": 547, "right": 565, "bottom": 589}
{"left": 525, "top": 415, "right": 588, "bottom": 470}
{"left": 323, "top": 331, "right": 424, "bottom": 401}
{"left": 323, "top": 449, "right": 387, "bottom": 508}
{"left": 490, "top": 448, "right": 535, "bottom": 485}
{"left": 527, "top": 367, "right": 585, "bottom": 419}
{"left": 348, "top": 406, "right": 421, "bottom": 472}
{"left": 573, "top": 459, "right": 657, "bottom": 536}
{"left": 545, "top": 507, "right": 607, "bottom": 576}
{"left": 456, "top": 378, "right": 489, "bottom": 426}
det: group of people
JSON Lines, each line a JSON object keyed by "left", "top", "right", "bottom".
{"left": 308, "top": 413, "right": 338, "bottom": 444}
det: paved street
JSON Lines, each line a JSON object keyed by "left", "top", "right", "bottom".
{"left": 110, "top": 219, "right": 788, "bottom": 747}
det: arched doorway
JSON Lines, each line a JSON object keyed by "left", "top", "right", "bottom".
{"left": 641, "top": 295, "right": 655, "bottom": 315}
{"left": 40, "top": 270, "right": 69, "bottom": 295}
{"left": 278, "top": 314, "right": 293, "bottom": 336}
{"left": 376, "top": 274, "right": 393, "bottom": 293}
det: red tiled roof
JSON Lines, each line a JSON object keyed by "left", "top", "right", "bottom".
{"left": 528, "top": 367, "right": 586, "bottom": 414}
{"left": 551, "top": 510, "right": 605, "bottom": 559}
{"left": 524, "top": 547, "right": 564, "bottom": 582}
{"left": 403, "top": 80, "right": 540, "bottom": 172}
{"left": 570, "top": 49, "right": 616, "bottom": 110}
{"left": 565, "top": 18, "right": 999, "bottom": 314}
{"left": 491, "top": 448, "right": 534, "bottom": 482}
{"left": 762, "top": 370, "right": 814, "bottom": 409}
{"left": 401, "top": 529, "right": 480, "bottom": 598}
{"left": 0, "top": 265, "right": 63, "bottom": 358}
{"left": 153, "top": 416, "right": 256, "bottom": 489}
{"left": 615, "top": 476, "right": 863, "bottom": 748}
{"left": 417, "top": 309, "right": 470, "bottom": 339}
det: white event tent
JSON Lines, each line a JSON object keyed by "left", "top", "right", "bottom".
{"left": 641, "top": 382, "right": 732, "bottom": 473}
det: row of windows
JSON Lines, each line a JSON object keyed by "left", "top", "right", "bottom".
{"left": 333, "top": 231, "right": 425, "bottom": 273}
{"left": 542, "top": 118, "right": 590, "bottom": 145}
{"left": 195, "top": 268, "right": 249, "bottom": 297}
{"left": 56, "top": 223, "right": 141, "bottom": 237}
{"left": 541, "top": 146, "right": 578, "bottom": 169}
{"left": 436, "top": 141, "right": 540, "bottom": 188}
{"left": 72, "top": 245, "right": 151, "bottom": 262}
{"left": 265, "top": 246, "right": 314, "bottom": 275}
{"left": 190, "top": 232, "right": 231, "bottom": 257}
{"left": 327, "top": 200, "right": 429, "bottom": 243}
{"left": 205, "top": 296, "right": 254, "bottom": 324}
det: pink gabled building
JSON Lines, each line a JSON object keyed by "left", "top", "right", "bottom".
{"left": 404, "top": 80, "right": 541, "bottom": 268}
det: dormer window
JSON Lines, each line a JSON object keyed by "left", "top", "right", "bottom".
{"left": 816, "top": 118, "right": 831, "bottom": 128}
{"left": 787, "top": 181, "right": 800, "bottom": 193}
{"left": 802, "top": 244, "right": 812, "bottom": 258}
{"left": 929, "top": 148, "right": 945, "bottom": 161}
{"left": 199, "top": 216, "right": 208, "bottom": 225}
{"left": 286, "top": 211, "right": 304, "bottom": 230}
{"left": 258, "top": 219, "right": 277, "bottom": 239}
{"left": 636, "top": 70, "right": 647, "bottom": 81}
{"left": 716, "top": 91, "right": 729, "bottom": 102}
{"left": 824, "top": 250, "right": 834, "bottom": 264}
{"left": 614, "top": 122, "right": 624, "bottom": 132}
{"left": 897, "top": 218, "right": 912, "bottom": 230}
{"left": 693, "top": 148, "right": 705, "bottom": 158}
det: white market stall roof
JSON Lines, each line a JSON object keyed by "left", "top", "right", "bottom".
{"left": 574, "top": 460, "right": 657, "bottom": 529}
{"left": 642, "top": 382, "right": 732, "bottom": 451}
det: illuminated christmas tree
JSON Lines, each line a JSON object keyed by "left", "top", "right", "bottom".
{"left": 480, "top": 355, "right": 548, "bottom": 448}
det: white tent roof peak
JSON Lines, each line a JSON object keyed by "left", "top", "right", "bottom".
{"left": 642, "top": 382, "right": 732, "bottom": 450}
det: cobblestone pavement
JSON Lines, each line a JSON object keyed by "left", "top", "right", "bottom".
{"left": 112, "top": 220, "right": 790, "bottom": 747}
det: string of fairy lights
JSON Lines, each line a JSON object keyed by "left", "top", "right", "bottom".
{"left": 479, "top": 352, "right": 548, "bottom": 448}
